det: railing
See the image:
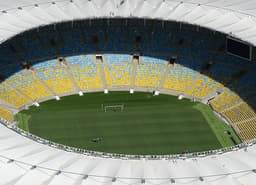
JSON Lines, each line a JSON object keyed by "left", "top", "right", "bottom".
{"left": 1, "top": 120, "right": 254, "bottom": 160}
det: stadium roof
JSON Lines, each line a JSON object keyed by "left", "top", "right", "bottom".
{"left": 0, "top": 123, "right": 256, "bottom": 185}
{"left": 1, "top": 1, "right": 256, "bottom": 184}
{"left": 0, "top": 0, "right": 256, "bottom": 46}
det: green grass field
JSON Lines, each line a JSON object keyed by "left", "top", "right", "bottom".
{"left": 15, "top": 91, "right": 241, "bottom": 155}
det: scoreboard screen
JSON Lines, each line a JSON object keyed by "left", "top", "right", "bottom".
{"left": 227, "top": 37, "right": 251, "bottom": 60}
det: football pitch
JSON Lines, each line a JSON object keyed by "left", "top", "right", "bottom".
{"left": 15, "top": 91, "right": 241, "bottom": 155}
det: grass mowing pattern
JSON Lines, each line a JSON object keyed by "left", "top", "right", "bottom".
{"left": 193, "top": 104, "right": 241, "bottom": 147}
{"left": 14, "top": 113, "right": 30, "bottom": 132}
{"left": 15, "top": 92, "right": 239, "bottom": 155}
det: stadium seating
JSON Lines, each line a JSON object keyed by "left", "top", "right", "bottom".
{"left": 230, "top": 72, "right": 256, "bottom": 98}
{"left": 128, "top": 26, "right": 151, "bottom": 43}
{"left": 209, "top": 35, "right": 226, "bottom": 52}
{"left": 186, "top": 75, "right": 223, "bottom": 98}
{"left": 0, "top": 106, "right": 13, "bottom": 122}
{"left": 103, "top": 27, "right": 136, "bottom": 52}
{"left": 0, "top": 19, "right": 254, "bottom": 143}
{"left": 32, "top": 59, "right": 59, "bottom": 70}
{"left": 0, "top": 81, "right": 30, "bottom": 108}
{"left": 17, "top": 31, "right": 56, "bottom": 61}
{"left": 177, "top": 56, "right": 205, "bottom": 70}
{"left": 0, "top": 64, "right": 23, "bottom": 77}
{"left": 37, "top": 67, "right": 75, "bottom": 94}
{"left": 104, "top": 54, "right": 133, "bottom": 87}
{"left": 135, "top": 59, "right": 167, "bottom": 88}
{"left": 67, "top": 55, "right": 94, "bottom": 65}
{"left": 143, "top": 29, "right": 176, "bottom": 53}
{"left": 67, "top": 55, "right": 103, "bottom": 89}
{"left": 222, "top": 103, "right": 256, "bottom": 123}
{"left": 0, "top": 42, "right": 23, "bottom": 66}
{"left": 210, "top": 87, "right": 242, "bottom": 112}
{"left": 57, "top": 24, "right": 96, "bottom": 55}
{"left": 171, "top": 30, "right": 194, "bottom": 47}
{"left": 163, "top": 65, "right": 199, "bottom": 92}
{"left": 237, "top": 120, "right": 256, "bottom": 141}
{"left": 6, "top": 70, "right": 52, "bottom": 100}
{"left": 212, "top": 96, "right": 256, "bottom": 141}
{"left": 37, "top": 26, "right": 64, "bottom": 47}
{"left": 206, "top": 63, "right": 238, "bottom": 84}
{"left": 141, "top": 56, "right": 168, "bottom": 64}
{"left": 215, "top": 54, "right": 251, "bottom": 67}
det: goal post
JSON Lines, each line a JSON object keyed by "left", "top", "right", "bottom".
{"left": 102, "top": 104, "right": 124, "bottom": 112}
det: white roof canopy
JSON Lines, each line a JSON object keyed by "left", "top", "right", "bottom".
{"left": 0, "top": 1, "right": 256, "bottom": 184}
{"left": 0, "top": 0, "right": 256, "bottom": 45}
{"left": 0, "top": 123, "right": 255, "bottom": 185}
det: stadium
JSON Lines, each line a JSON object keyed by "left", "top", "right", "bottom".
{"left": 0, "top": 0, "right": 256, "bottom": 184}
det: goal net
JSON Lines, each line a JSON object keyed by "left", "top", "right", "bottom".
{"left": 102, "top": 104, "right": 124, "bottom": 112}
